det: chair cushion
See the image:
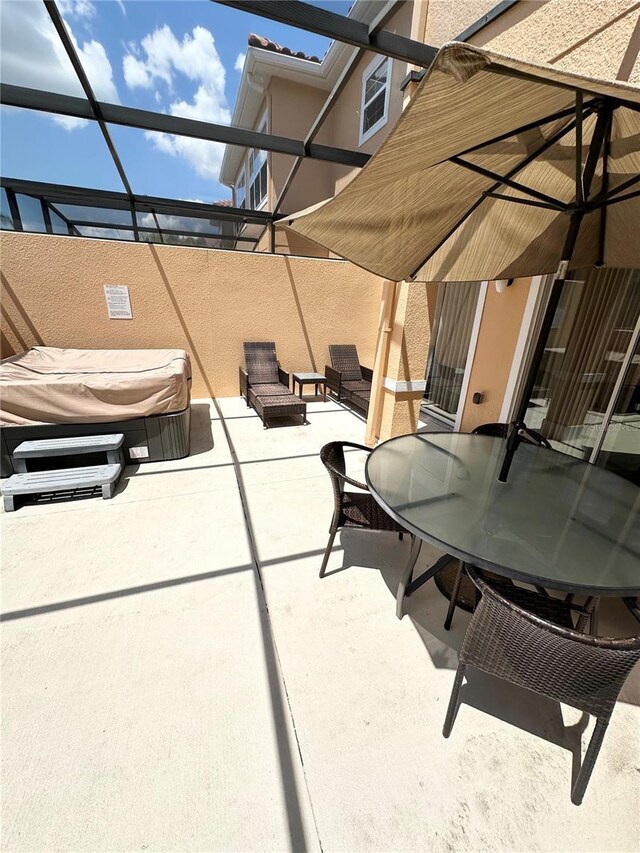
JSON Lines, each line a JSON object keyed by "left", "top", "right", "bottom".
{"left": 251, "top": 383, "right": 291, "bottom": 397}
{"left": 342, "top": 380, "right": 372, "bottom": 393}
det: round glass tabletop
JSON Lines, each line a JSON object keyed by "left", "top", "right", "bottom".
{"left": 365, "top": 433, "right": 640, "bottom": 596}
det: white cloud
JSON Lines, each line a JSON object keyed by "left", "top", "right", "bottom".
{"left": 234, "top": 52, "right": 245, "bottom": 72}
{"left": 57, "top": 0, "right": 96, "bottom": 18}
{"left": 124, "top": 25, "right": 230, "bottom": 180}
{"left": 0, "top": 1, "right": 119, "bottom": 131}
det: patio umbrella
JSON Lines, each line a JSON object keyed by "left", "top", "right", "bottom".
{"left": 283, "top": 43, "right": 640, "bottom": 478}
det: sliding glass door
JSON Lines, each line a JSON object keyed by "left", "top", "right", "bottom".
{"left": 422, "top": 281, "right": 481, "bottom": 423}
{"left": 523, "top": 267, "right": 640, "bottom": 484}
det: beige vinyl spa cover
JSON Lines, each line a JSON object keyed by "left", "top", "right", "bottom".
{"left": 284, "top": 43, "right": 640, "bottom": 282}
{"left": 0, "top": 347, "right": 191, "bottom": 426}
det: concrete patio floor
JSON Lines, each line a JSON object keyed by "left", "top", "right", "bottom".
{"left": 2, "top": 396, "right": 639, "bottom": 852}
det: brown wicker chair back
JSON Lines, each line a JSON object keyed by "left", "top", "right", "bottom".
{"left": 444, "top": 565, "right": 640, "bottom": 804}
{"left": 318, "top": 441, "right": 406, "bottom": 578}
{"left": 244, "top": 341, "right": 279, "bottom": 384}
{"left": 328, "top": 345, "right": 363, "bottom": 381}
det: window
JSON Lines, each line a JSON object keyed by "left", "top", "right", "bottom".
{"left": 235, "top": 169, "right": 246, "bottom": 209}
{"left": 248, "top": 114, "right": 268, "bottom": 209}
{"left": 359, "top": 56, "right": 391, "bottom": 144}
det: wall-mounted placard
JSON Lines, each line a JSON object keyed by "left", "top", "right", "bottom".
{"left": 104, "top": 285, "right": 132, "bottom": 319}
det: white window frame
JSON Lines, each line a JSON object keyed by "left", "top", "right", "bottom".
{"left": 235, "top": 166, "right": 246, "bottom": 210}
{"left": 420, "top": 281, "right": 488, "bottom": 430}
{"left": 359, "top": 55, "right": 392, "bottom": 146}
{"left": 249, "top": 111, "right": 268, "bottom": 210}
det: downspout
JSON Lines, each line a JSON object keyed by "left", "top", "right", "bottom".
{"left": 365, "top": 279, "right": 398, "bottom": 446}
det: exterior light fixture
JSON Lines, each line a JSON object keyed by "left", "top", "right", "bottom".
{"left": 495, "top": 278, "right": 514, "bottom": 293}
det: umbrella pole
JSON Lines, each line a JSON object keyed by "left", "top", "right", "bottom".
{"left": 497, "top": 257, "right": 571, "bottom": 482}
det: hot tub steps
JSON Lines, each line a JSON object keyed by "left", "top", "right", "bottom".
{"left": 1, "top": 463, "right": 123, "bottom": 511}
{"left": 2, "top": 433, "right": 125, "bottom": 511}
{"left": 11, "top": 434, "right": 125, "bottom": 471}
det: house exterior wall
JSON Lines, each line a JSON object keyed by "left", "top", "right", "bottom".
{"left": 458, "top": 277, "right": 534, "bottom": 431}
{"left": 328, "top": 1, "right": 413, "bottom": 196}
{"left": 0, "top": 232, "right": 383, "bottom": 398}
{"left": 472, "top": 0, "right": 640, "bottom": 83}
{"left": 421, "top": 0, "right": 502, "bottom": 45}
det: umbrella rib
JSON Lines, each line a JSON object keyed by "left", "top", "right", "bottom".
{"left": 594, "top": 187, "right": 640, "bottom": 207}
{"left": 596, "top": 108, "right": 612, "bottom": 266}
{"left": 596, "top": 174, "right": 640, "bottom": 201}
{"left": 450, "top": 156, "right": 567, "bottom": 210}
{"left": 409, "top": 115, "right": 581, "bottom": 279}
{"left": 453, "top": 102, "right": 595, "bottom": 161}
{"left": 484, "top": 192, "right": 563, "bottom": 211}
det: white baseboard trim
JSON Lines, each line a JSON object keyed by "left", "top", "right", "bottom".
{"left": 383, "top": 377, "right": 427, "bottom": 393}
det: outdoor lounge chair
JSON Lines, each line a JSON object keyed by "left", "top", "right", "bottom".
{"left": 325, "top": 345, "right": 373, "bottom": 413}
{"left": 319, "top": 441, "right": 407, "bottom": 578}
{"left": 443, "top": 566, "right": 640, "bottom": 805}
{"left": 240, "top": 341, "right": 306, "bottom": 429}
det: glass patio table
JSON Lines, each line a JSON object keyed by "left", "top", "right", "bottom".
{"left": 365, "top": 433, "right": 640, "bottom": 617}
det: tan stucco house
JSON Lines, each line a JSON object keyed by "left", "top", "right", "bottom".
{"left": 220, "top": 0, "right": 640, "bottom": 484}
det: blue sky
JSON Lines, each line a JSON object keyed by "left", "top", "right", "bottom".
{"left": 0, "top": 0, "right": 352, "bottom": 203}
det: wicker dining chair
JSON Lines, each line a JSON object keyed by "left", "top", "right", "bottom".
{"left": 319, "top": 441, "right": 407, "bottom": 578}
{"left": 443, "top": 566, "right": 640, "bottom": 805}
{"left": 442, "top": 422, "right": 553, "bottom": 631}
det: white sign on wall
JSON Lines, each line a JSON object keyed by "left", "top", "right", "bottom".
{"left": 104, "top": 285, "right": 132, "bottom": 320}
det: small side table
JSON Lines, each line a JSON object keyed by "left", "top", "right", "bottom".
{"left": 292, "top": 371, "right": 326, "bottom": 401}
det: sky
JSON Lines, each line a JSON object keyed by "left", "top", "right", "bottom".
{"left": 0, "top": 0, "right": 352, "bottom": 204}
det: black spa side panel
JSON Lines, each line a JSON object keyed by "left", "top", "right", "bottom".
{"left": 0, "top": 407, "right": 191, "bottom": 476}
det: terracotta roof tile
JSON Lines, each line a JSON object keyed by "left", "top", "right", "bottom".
{"left": 248, "top": 33, "right": 320, "bottom": 63}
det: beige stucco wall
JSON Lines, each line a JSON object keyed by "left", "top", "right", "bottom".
{"left": 422, "top": 0, "right": 501, "bottom": 45}
{"left": 474, "top": 0, "right": 640, "bottom": 83}
{"left": 459, "top": 277, "right": 534, "bottom": 431}
{"left": 0, "top": 232, "right": 383, "bottom": 398}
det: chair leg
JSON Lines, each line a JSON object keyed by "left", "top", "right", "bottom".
{"left": 576, "top": 597, "right": 598, "bottom": 634}
{"left": 319, "top": 527, "right": 338, "bottom": 578}
{"left": 444, "top": 560, "right": 465, "bottom": 631}
{"left": 443, "top": 662, "right": 466, "bottom": 738}
{"left": 571, "top": 717, "right": 610, "bottom": 805}
{"left": 396, "top": 535, "right": 422, "bottom": 620}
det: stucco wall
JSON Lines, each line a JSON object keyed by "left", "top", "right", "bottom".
{"left": 474, "top": 0, "right": 640, "bottom": 83}
{"left": 459, "top": 277, "right": 533, "bottom": 431}
{"left": 0, "top": 232, "right": 383, "bottom": 398}
{"left": 422, "top": 0, "right": 501, "bottom": 45}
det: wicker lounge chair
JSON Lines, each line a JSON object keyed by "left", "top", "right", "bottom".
{"left": 443, "top": 566, "right": 640, "bottom": 805}
{"left": 319, "top": 441, "right": 408, "bottom": 578}
{"left": 325, "top": 345, "right": 373, "bottom": 413}
{"left": 240, "top": 341, "right": 306, "bottom": 428}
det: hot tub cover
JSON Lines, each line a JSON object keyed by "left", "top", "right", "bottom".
{"left": 0, "top": 347, "right": 191, "bottom": 427}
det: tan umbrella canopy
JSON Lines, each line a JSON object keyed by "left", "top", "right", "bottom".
{"left": 283, "top": 42, "right": 640, "bottom": 283}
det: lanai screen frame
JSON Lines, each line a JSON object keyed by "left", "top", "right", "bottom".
{"left": 0, "top": 0, "right": 515, "bottom": 250}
